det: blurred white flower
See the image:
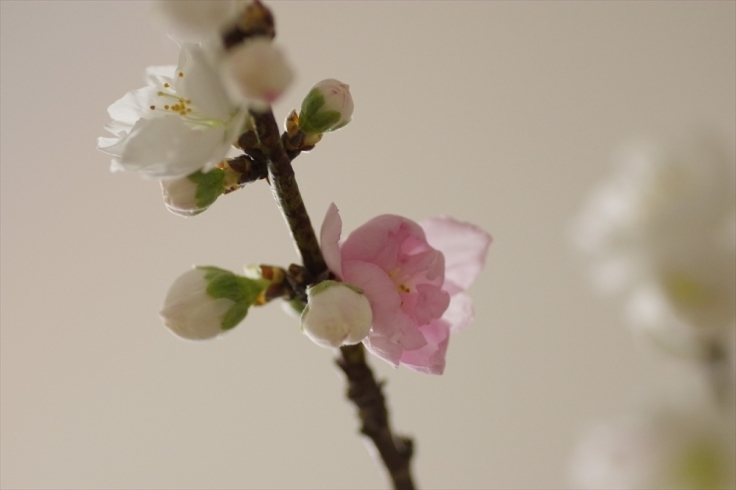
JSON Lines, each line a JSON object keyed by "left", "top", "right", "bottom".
{"left": 98, "top": 44, "right": 246, "bottom": 179}
{"left": 573, "top": 138, "right": 736, "bottom": 352}
{"left": 570, "top": 398, "right": 736, "bottom": 490}
{"left": 220, "top": 37, "right": 294, "bottom": 112}
{"left": 301, "top": 281, "right": 372, "bottom": 348}
{"left": 151, "top": 0, "right": 248, "bottom": 42}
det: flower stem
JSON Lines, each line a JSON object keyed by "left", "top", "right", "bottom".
{"left": 250, "top": 109, "right": 326, "bottom": 278}
{"left": 248, "top": 107, "right": 416, "bottom": 490}
{"left": 338, "top": 344, "right": 416, "bottom": 490}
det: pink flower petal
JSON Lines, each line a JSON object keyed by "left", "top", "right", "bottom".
{"left": 399, "top": 249, "right": 445, "bottom": 286}
{"left": 342, "top": 215, "right": 426, "bottom": 272}
{"left": 341, "top": 214, "right": 402, "bottom": 270}
{"left": 363, "top": 335, "right": 403, "bottom": 368}
{"left": 319, "top": 207, "right": 490, "bottom": 375}
{"left": 420, "top": 216, "right": 492, "bottom": 294}
{"left": 320, "top": 203, "right": 343, "bottom": 278}
{"left": 399, "top": 320, "right": 451, "bottom": 375}
{"left": 412, "top": 284, "right": 450, "bottom": 325}
{"left": 443, "top": 293, "right": 475, "bottom": 333}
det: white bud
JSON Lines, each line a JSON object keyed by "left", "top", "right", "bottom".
{"left": 160, "top": 268, "right": 235, "bottom": 340}
{"left": 301, "top": 281, "right": 372, "bottom": 348}
{"left": 298, "top": 79, "right": 354, "bottom": 134}
{"left": 221, "top": 37, "right": 294, "bottom": 111}
{"left": 161, "top": 177, "right": 205, "bottom": 217}
{"left": 161, "top": 170, "right": 226, "bottom": 217}
{"left": 151, "top": 0, "right": 246, "bottom": 41}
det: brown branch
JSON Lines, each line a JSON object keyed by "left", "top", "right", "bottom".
{"left": 338, "top": 344, "right": 416, "bottom": 490}
{"left": 249, "top": 106, "right": 417, "bottom": 490}
{"left": 250, "top": 109, "right": 327, "bottom": 279}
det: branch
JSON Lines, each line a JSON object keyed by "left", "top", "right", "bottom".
{"left": 250, "top": 109, "right": 327, "bottom": 279}
{"left": 338, "top": 344, "right": 416, "bottom": 490}
{"left": 249, "top": 107, "right": 416, "bottom": 490}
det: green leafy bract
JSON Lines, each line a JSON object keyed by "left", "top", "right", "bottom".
{"left": 188, "top": 169, "right": 225, "bottom": 209}
{"left": 197, "top": 266, "right": 269, "bottom": 331}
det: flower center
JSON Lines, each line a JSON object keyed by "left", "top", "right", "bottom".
{"left": 148, "top": 75, "right": 229, "bottom": 129}
{"left": 388, "top": 269, "right": 412, "bottom": 294}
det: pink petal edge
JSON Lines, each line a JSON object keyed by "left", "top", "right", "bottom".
{"left": 399, "top": 320, "right": 451, "bottom": 375}
{"left": 420, "top": 216, "right": 492, "bottom": 293}
{"left": 443, "top": 292, "right": 475, "bottom": 333}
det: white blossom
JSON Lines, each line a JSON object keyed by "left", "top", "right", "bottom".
{"left": 301, "top": 281, "right": 372, "bottom": 348}
{"left": 221, "top": 37, "right": 294, "bottom": 112}
{"left": 570, "top": 398, "right": 736, "bottom": 489}
{"left": 573, "top": 138, "right": 736, "bottom": 352}
{"left": 151, "top": 0, "right": 247, "bottom": 42}
{"left": 98, "top": 44, "right": 246, "bottom": 179}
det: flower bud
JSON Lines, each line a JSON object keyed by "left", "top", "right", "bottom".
{"left": 160, "top": 266, "right": 267, "bottom": 340}
{"left": 151, "top": 0, "right": 246, "bottom": 41}
{"left": 160, "top": 169, "right": 226, "bottom": 217}
{"left": 301, "top": 281, "right": 372, "bottom": 348}
{"left": 298, "top": 79, "right": 354, "bottom": 135}
{"left": 221, "top": 37, "right": 294, "bottom": 111}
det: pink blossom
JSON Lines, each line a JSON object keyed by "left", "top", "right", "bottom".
{"left": 320, "top": 203, "right": 491, "bottom": 374}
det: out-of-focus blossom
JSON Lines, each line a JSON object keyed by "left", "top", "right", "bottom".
{"left": 220, "top": 37, "right": 293, "bottom": 111}
{"left": 98, "top": 44, "right": 246, "bottom": 179}
{"left": 151, "top": 0, "right": 247, "bottom": 42}
{"left": 301, "top": 281, "right": 372, "bottom": 348}
{"left": 298, "top": 79, "right": 354, "bottom": 135}
{"left": 320, "top": 203, "right": 491, "bottom": 374}
{"left": 570, "top": 398, "right": 736, "bottom": 489}
{"left": 160, "top": 266, "right": 267, "bottom": 340}
{"left": 573, "top": 139, "right": 736, "bottom": 353}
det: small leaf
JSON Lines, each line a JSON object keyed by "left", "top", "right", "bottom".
{"left": 302, "top": 110, "right": 341, "bottom": 134}
{"left": 206, "top": 272, "right": 244, "bottom": 302}
{"left": 188, "top": 169, "right": 225, "bottom": 209}
{"left": 221, "top": 301, "right": 250, "bottom": 331}
{"left": 300, "top": 88, "right": 325, "bottom": 118}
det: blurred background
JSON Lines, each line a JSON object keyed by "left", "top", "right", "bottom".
{"left": 1, "top": 1, "right": 734, "bottom": 489}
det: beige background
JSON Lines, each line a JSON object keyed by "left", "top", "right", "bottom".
{"left": 1, "top": 1, "right": 734, "bottom": 489}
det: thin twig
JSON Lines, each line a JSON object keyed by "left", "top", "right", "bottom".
{"left": 338, "top": 344, "right": 416, "bottom": 490}
{"left": 249, "top": 107, "right": 416, "bottom": 490}
{"left": 250, "top": 109, "right": 327, "bottom": 279}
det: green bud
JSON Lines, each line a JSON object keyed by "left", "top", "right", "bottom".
{"left": 298, "top": 79, "right": 354, "bottom": 135}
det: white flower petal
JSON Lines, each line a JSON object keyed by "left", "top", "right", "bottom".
{"left": 106, "top": 86, "right": 160, "bottom": 128}
{"left": 118, "top": 117, "right": 229, "bottom": 179}
{"left": 152, "top": 0, "right": 245, "bottom": 42}
{"left": 175, "top": 44, "right": 234, "bottom": 122}
{"left": 144, "top": 64, "right": 176, "bottom": 87}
